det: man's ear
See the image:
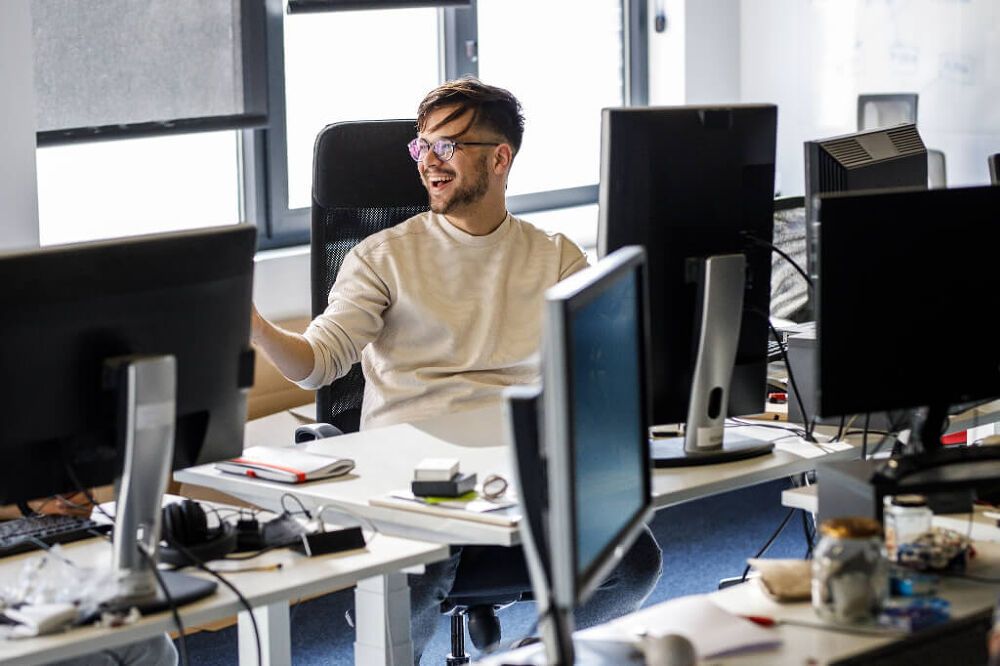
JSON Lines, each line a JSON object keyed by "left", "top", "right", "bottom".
{"left": 493, "top": 144, "right": 514, "bottom": 175}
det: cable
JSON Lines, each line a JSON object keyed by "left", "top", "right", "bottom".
{"left": 862, "top": 413, "right": 871, "bottom": 459}
{"left": 743, "top": 234, "right": 814, "bottom": 291}
{"left": 280, "top": 493, "right": 312, "bottom": 519}
{"left": 748, "top": 307, "right": 817, "bottom": 443}
{"left": 169, "top": 540, "right": 262, "bottom": 666}
{"left": 741, "top": 508, "right": 796, "bottom": 582}
{"left": 136, "top": 543, "right": 190, "bottom": 666}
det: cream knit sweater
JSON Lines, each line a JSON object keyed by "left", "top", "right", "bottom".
{"left": 297, "top": 211, "right": 588, "bottom": 429}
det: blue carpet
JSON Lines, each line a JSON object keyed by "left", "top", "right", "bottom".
{"left": 181, "top": 478, "right": 808, "bottom": 665}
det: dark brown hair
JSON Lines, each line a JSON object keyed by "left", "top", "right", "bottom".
{"left": 417, "top": 77, "right": 525, "bottom": 155}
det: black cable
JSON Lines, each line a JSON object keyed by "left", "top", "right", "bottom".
{"left": 170, "top": 540, "right": 262, "bottom": 666}
{"left": 727, "top": 417, "right": 809, "bottom": 439}
{"left": 136, "top": 544, "right": 190, "bottom": 666}
{"left": 743, "top": 234, "right": 814, "bottom": 291}
{"left": 65, "top": 464, "right": 190, "bottom": 666}
{"left": 764, "top": 318, "right": 817, "bottom": 442}
{"left": 801, "top": 509, "right": 815, "bottom": 559}
{"left": 862, "top": 413, "right": 871, "bottom": 459}
{"left": 741, "top": 508, "right": 797, "bottom": 582}
{"left": 835, "top": 415, "right": 846, "bottom": 442}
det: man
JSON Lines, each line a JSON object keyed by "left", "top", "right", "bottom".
{"left": 252, "top": 77, "right": 661, "bottom": 662}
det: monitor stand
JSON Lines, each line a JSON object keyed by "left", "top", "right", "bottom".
{"left": 652, "top": 255, "right": 773, "bottom": 468}
{"left": 103, "top": 355, "right": 215, "bottom": 614}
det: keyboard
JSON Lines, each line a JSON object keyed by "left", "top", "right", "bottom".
{"left": 0, "top": 514, "right": 112, "bottom": 559}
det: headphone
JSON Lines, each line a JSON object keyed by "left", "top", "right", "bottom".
{"left": 160, "top": 500, "right": 238, "bottom": 568}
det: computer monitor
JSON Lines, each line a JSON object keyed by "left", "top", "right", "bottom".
{"left": 598, "top": 105, "right": 778, "bottom": 466}
{"left": 804, "top": 123, "right": 928, "bottom": 277}
{"left": 815, "top": 185, "right": 1000, "bottom": 497}
{"left": 505, "top": 246, "right": 653, "bottom": 665}
{"left": 857, "top": 93, "right": 918, "bottom": 132}
{"left": 0, "top": 225, "right": 256, "bottom": 609}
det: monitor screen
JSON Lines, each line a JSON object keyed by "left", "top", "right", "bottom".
{"left": 0, "top": 225, "right": 256, "bottom": 504}
{"left": 543, "top": 246, "right": 652, "bottom": 607}
{"left": 598, "top": 105, "right": 777, "bottom": 426}
{"left": 815, "top": 185, "right": 1000, "bottom": 419}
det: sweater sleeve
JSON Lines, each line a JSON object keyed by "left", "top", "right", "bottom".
{"left": 296, "top": 248, "right": 390, "bottom": 390}
{"left": 557, "top": 235, "right": 590, "bottom": 281}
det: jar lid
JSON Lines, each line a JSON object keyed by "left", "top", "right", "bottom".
{"left": 890, "top": 494, "right": 928, "bottom": 507}
{"left": 819, "top": 517, "right": 883, "bottom": 539}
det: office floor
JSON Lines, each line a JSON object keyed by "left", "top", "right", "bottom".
{"left": 182, "top": 478, "right": 808, "bottom": 665}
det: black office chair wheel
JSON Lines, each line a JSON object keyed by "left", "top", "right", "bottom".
{"left": 466, "top": 604, "right": 502, "bottom": 652}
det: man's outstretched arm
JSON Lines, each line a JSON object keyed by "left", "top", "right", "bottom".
{"left": 251, "top": 305, "right": 315, "bottom": 383}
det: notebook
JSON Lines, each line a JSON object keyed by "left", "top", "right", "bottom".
{"left": 216, "top": 446, "right": 355, "bottom": 484}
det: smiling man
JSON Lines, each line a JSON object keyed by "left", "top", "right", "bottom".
{"left": 251, "top": 78, "right": 661, "bottom": 663}
{"left": 252, "top": 78, "right": 588, "bottom": 429}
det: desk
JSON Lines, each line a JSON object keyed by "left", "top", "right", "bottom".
{"left": 175, "top": 403, "right": 860, "bottom": 663}
{"left": 176, "top": 403, "right": 858, "bottom": 529}
{"left": 0, "top": 532, "right": 447, "bottom": 666}
{"left": 480, "top": 539, "right": 1000, "bottom": 665}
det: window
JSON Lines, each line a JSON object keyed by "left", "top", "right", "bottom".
{"left": 477, "top": 0, "right": 625, "bottom": 197}
{"left": 282, "top": 8, "right": 440, "bottom": 210}
{"left": 28, "top": 1, "right": 646, "bottom": 250}
{"left": 36, "top": 132, "right": 241, "bottom": 246}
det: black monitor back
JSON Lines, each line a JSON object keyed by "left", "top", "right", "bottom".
{"left": 597, "top": 105, "right": 777, "bottom": 425}
{"left": 815, "top": 186, "right": 1000, "bottom": 418}
{"left": 0, "top": 226, "right": 256, "bottom": 504}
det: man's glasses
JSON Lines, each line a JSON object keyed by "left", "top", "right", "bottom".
{"left": 407, "top": 137, "right": 500, "bottom": 163}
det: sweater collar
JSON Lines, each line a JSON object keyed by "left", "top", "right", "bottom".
{"left": 434, "top": 212, "right": 512, "bottom": 247}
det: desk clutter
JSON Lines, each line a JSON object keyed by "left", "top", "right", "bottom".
{"left": 0, "top": 497, "right": 368, "bottom": 640}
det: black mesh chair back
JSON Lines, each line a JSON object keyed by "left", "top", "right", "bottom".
{"left": 311, "top": 120, "right": 428, "bottom": 432}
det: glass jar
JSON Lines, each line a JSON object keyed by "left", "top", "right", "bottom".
{"left": 812, "top": 517, "right": 889, "bottom": 624}
{"left": 883, "top": 494, "right": 932, "bottom": 562}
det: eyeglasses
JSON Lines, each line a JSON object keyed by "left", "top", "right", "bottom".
{"left": 407, "top": 137, "right": 501, "bottom": 163}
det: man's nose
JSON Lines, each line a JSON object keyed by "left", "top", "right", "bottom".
{"left": 422, "top": 144, "right": 443, "bottom": 168}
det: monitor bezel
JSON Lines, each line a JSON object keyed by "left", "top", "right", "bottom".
{"left": 543, "top": 245, "right": 654, "bottom": 609}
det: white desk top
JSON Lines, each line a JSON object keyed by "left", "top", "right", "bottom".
{"left": 0, "top": 533, "right": 447, "bottom": 665}
{"left": 481, "top": 539, "right": 1000, "bottom": 665}
{"left": 176, "top": 403, "right": 859, "bottom": 547}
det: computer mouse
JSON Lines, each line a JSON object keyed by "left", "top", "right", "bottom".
{"left": 639, "top": 632, "right": 696, "bottom": 666}
{"left": 294, "top": 422, "right": 344, "bottom": 444}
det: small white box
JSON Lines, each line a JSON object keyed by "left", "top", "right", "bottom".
{"left": 413, "top": 458, "right": 459, "bottom": 482}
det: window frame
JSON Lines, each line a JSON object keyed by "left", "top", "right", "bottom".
{"left": 30, "top": 0, "right": 647, "bottom": 250}
{"left": 253, "top": 0, "right": 647, "bottom": 250}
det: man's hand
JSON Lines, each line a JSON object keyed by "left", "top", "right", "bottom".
{"left": 0, "top": 492, "right": 95, "bottom": 520}
{"left": 251, "top": 303, "right": 316, "bottom": 383}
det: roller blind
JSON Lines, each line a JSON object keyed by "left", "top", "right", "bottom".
{"left": 31, "top": 0, "right": 267, "bottom": 145}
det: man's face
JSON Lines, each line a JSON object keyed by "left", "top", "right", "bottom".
{"left": 416, "top": 106, "right": 498, "bottom": 216}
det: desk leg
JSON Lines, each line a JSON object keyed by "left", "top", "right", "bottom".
{"left": 239, "top": 600, "right": 291, "bottom": 666}
{"left": 354, "top": 573, "right": 413, "bottom": 666}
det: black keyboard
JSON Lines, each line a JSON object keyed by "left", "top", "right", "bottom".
{"left": 0, "top": 514, "right": 112, "bottom": 559}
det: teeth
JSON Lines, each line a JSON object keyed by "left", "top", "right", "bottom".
{"left": 429, "top": 175, "right": 453, "bottom": 184}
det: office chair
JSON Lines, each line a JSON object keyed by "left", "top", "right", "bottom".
{"left": 928, "top": 149, "right": 947, "bottom": 189}
{"left": 990, "top": 153, "right": 999, "bottom": 185}
{"left": 309, "top": 120, "right": 531, "bottom": 661}
{"left": 857, "top": 93, "right": 918, "bottom": 131}
{"left": 310, "top": 119, "right": 428, "bottom": 433}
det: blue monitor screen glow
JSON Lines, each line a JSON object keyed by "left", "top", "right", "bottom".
{"left": 569, "top": 271, "right": 647, "bottom": 581}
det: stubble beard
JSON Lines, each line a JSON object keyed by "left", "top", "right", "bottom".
{"left": 429, "top": 153, "right": 491, "bottom": 215}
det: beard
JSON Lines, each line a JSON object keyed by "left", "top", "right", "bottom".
{"left": 428, "top": 153, "right": 490, "bottom": 215}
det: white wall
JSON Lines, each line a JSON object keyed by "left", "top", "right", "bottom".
{"left": 739, "top": 0, "right": 1000, "bottom": 195}
{"left": 0, "top": 0, "right": 40, "bottom": 250}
